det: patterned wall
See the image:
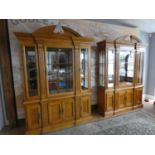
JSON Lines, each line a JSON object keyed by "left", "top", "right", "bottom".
{"left": 8, "top": 19, "right": 140, "bottom": 119}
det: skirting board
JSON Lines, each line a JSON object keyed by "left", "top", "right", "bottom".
{"left": 143, "top": 94, "right": 155, "bottom": 100}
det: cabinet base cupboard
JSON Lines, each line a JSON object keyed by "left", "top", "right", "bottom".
{"left": 15, "top": 26, "right": 93, "bottom": 134}
{"left": 97, "top": 37, "right": 144, "bottom": 117}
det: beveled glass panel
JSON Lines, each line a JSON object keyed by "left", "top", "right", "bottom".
{"left": 107, "top": 49, "right": 115, "bottom": 88}
{"left": 119, "top": 50, "right": 135, "bottom": 85}
{"left": 81, "top": 48, "right": 89, "bottom": 90}
{"left": 46, "top": 48, "right": 73, "bottom": 94}
{"left": 25, "top": 47, "right": 38, "bottom": 96}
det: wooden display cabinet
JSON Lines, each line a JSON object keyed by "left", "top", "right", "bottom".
{"left": 15, "top": 26, "right": 93, "bottom": 134}
{"left": 97, "top": 36, "right": 145, "bottom": 117}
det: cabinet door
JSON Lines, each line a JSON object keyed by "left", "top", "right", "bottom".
{"left": 26, "top": 103, "right": 41, "bottom": 130}
{"left": 48, "top": 101, "right": 62, "bottom": 125}
{"left": 62, "top": 99, "right": 75, "bottom": 121}
{"left": 126, "top": 89, "right": 133, "bottom": 107}
{"left": 105, "top": 92, "right": 114, "bottom": 111}
{"left": 135, "top": 87, "right": 143, "bottom": 106}
{"left": 24, "top": 46, "right": 40, "bottom": 99}
{"left": 135, "top": 52, "right": 144, "bottom": 85}
{"left": 116, "top": 90, "right": 126, "bottom": 109}
{"left": 80, "top": 96, "right": 91, "bottom": 117}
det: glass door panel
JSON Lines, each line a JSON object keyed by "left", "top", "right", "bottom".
{"left": 46, "top": 48, "right": 73, "bottom": 94}
{"left": 107, "top": 49, "right": 115, "bottom": 88}
{"left": 25, "top": 46, "right": 38, "bottom": 97}
{"left": 136, "top": 52, "right": 144, "bottom": 84}
{"left": 119, "top": 50, "right": 135, "bottom": 86}
{"left": 99, "top": 50, "right": 105, "bottom": 86}
{"left": 81, "top": 48, "right": 89, "bottom": 90}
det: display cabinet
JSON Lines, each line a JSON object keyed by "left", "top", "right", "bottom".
{"left": 98, "top": 36, "right": 144, "bottom": 117}
{"left": 15, "top": 26, "right": 93, "bottom": 134}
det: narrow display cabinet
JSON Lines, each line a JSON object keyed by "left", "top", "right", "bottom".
{"left": 97, "top": 36, "right": 145, "bottom": 117}
{"left": 15, "top": 26, "right": 93, "bottom": 134}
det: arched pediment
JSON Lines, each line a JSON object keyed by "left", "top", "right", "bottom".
{"left": 32, "top": 25, "right": 82, "bottom": 37}
{"left": 115, "top": 35, "right": 142, "bottom": 43}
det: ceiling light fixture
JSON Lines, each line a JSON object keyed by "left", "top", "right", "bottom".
{"left": 53, "top": 20, "right": 64, "bottom": 34}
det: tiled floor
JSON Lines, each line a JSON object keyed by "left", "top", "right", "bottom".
{"left": 0, "top": 101, "right": 155, "bottom": 135}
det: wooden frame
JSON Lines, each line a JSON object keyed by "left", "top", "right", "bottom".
{"left": 97, "top": 36, "right": 144, "bottom": 117}
{"left": 15, "top": 25, "right": 93, "bottom": 134}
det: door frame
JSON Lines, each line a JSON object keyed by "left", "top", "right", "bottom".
{"left": 0, "top": 19, "right": 17, "bottom": 127}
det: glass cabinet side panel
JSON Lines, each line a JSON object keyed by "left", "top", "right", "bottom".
{"left": 99, "top": 50, "right": 105, "bottom": 86}
{"left": 46, "top": 48, "right": 73, "bottom": 94}
{"left": 137, "top": 52, "right": 144, "bottom": 84}
{"left": 25, "top": 46, "right": 38, "bottom": 97}
{"left": 119, "top": 50, "right": 134, "bottom": 85}
{"left": 107, "top": 49, "right": 115, "bottom": 88}
{"left": 81, "top": 48, "right": 89, "bottom": 90}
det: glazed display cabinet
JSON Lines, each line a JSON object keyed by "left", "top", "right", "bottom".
{"left": 15, "top": 26, "right": 93, "bottom": 134}
{"left": 97, "top": 36, "right": 145, "bottom": 117}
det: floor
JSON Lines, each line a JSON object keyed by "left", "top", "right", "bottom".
{"left": 0, "top": 101, "right": 155, "bottom": 135}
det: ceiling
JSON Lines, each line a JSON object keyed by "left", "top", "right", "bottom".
{"left": 88, "top": 19, "right": 155, "bottom": 33}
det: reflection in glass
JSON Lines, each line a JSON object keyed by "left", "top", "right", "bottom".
{"left": 107, "top": 50, "right": 115, "bottom": 87}
{"left": 119, "top": 50, "right": 134, "bottom": 84}
{"left": 81, "top": 48, "right": 88, "bottom": 90}
{"left": 25, "top": 47, "right": 38, "bottom": 96}
{"left": 46, "top": 48, "right": 73, "bottom": 94}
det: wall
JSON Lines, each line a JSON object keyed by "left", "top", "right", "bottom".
{"left": 8, "top": 19, "right": 140, "bottom": 119}
{"left": 146, "top": 33, "right": 155, "bottom": 97}
{"left": 139, "top": 31, "right": 150, "bottom": 94}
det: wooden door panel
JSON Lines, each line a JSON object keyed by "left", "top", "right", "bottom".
{"left": 116, "top": 90, "right": 126, "bottom": 109}
{"left": 126, "top": 89, "right": 133, "bottom": 107}
{"left": 80, "top": 96, "right": 91, "bottom": 117}
{"left": 62, "top": 99, "right": 75, "bottom": 121}
{"left": 105, "top": 92, "right": 114, "bottom": 111}
{"left": 135, "top": 88, "right": 142, "bottom": 106}
{"left": 48, "top": 101, "right": 62, "bottom": 125}
{"left": 26, "top": 103, "right": 41, "bottom": 130}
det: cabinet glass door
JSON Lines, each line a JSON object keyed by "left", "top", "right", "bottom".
{"left": 136, "top": 51, "right": 144, "bottom": 84}
{"left": 119, "top": 50, "right": 135, "bottom": 86}
{"left": 107, "top": 49, "right": 115, "bottom": 88}
{"left": 99, "top": 50, "right": 105, "bottom": 86}
{"left": 46, "top": 48, "right": 73, "bottom": 94}
{"left": 25, "top": 46, "right": 38, "bottom": 97}
{"left": 80, "top": 48, "right": 89, "bottom": 90}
